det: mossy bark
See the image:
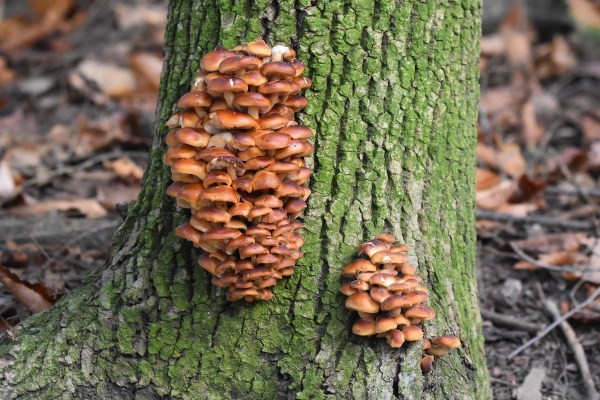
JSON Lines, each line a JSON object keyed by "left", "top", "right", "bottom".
{"left": 0, "top": 0, "right": 490, "bottom": 398}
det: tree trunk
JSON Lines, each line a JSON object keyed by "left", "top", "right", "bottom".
{"left": 0, "top": 0, "right": 490, "bottom": 398}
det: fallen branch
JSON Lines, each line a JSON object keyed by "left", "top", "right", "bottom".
{"left": 480, "top": 309, "right": 543, "bottom": 333}
{"left": 508, "top": 286, "right": 600, "bottom": 359}
{"left": 476, "top": 210, "right": 595, "bottom": 230}
{"left": 544, "top": 300, "right": 599, "bottom": 400}
{"left": 509, "top": 241, "right": 592, "bottom": 274}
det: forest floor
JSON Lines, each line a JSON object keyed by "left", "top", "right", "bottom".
{"left": 1, "top": 1, "right": 599, "bottom": 399}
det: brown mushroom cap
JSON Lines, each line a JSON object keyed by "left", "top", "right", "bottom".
{"left": 258, "top": 113, "right": 291, "bottom": 130}
{"left": 201, "top": 228, "right": 242, "bottom": 241}
{"left": 381, "top": 295, "right": 413, "bottom": 311}
{"left": 350, "top": 279, "right": 370, "bottom": 291}
{"left": 404, "top": 305, "right": 436, "bottom": 321}
{"left": 195, "top": 206, "right": 231, "bottom": 223}
{"left": 352, "top": 319, "right": 376, "bottom": 336}
{"left": 233, "top": 92, "right": 271, "bottom": 110}
{"left": 345, "top": 292, "right": 380, "bottom": 314}
{"left": 241, "top": 70, "right": 268, "bottom": 87}
{"left": 425, "top": 346, "right": 451, "bottom": 357}
{"left": 173, "top": 128, "right": 211, "bottom": 147}
{"left": 200, "top": 48, "right": 234, "bottom": 71}
{"left": 342, "top": 259, "right": 378, "bottom": 278}
{"left": 370, "top": 250, "right": 409, "bottom": 265}
{"left": 205, "top": 110, "right": 258, "bottom": 131}
{"left": 207, "top": 76, "right": 248, "bottom": 96}
{"left": 178, "top": 91, "right": 213, "bottom": 108}
{"left": 175, "top": 222, "right": 201, "bottom": 245}
{"left": 252, "top": 170, "right": 281, "bottom": 191}
{"left": 421, "top": 355, "right": 434, "bottom": 373}
{"left": 375, "top": 315, "right": 398, "bottom": 333}
{"left": 198, "top": 252, "right": 218, "bottom": 275}
{"left": 199, "top": 186, "right": 240, "bottom": 203}
{"left": 370, "top": 287, "right": 392, "bottom": 303}
{"left": 260, "top": 61, "right": 296, "bottom": 79}
{"left": 203, "top": 170, "right": 233, "bottom": 187}
{"left": 239, "top": 243, "right": 269, "bottom": 258}
{"left": 244, "top": 39, "right": 272, "bottom": 57}
{"left": 218, "top": 55, "right": 263, "bottom": 74}
{"left": 283, "top": 95, "right": 308, "bottom": 112}
{"left": 386, "top": 329, "right": 405, "bottom": 348}
{"left": 431, "top": 336, "right": 461, "bottom": 348}
{"left": 375, "top": 233, "right": 396, "bottom": 244}
{"left": 255, "top": 132, "right": 292, "bottom": 150}
{"left": 402, "top": 325, "right": 424, "bottom": 341}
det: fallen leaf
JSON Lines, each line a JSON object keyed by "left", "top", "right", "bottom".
{"left": 0, "top": 57, "right": 15, "bottom": 84}
{"left": 581, "top": 115, "right": 600, "bottom": 141}
{"left": 516, "top": 367, "right": 545, "bottom": 400}
{"left": 570, "top": 0, "right": 600, "bottom": 28}
{"left": 500, "top": 1, "right": 533, "bottom": 71}
{"left": 498, "top": 142, "right": 527, "bottom": 179}
{"left": 96, "top": 181, "right": 141, "bottom": 211}
{"left": 104, "top": 157, "right": 144, "bottom": 181}
{"left": 476, "top": 180, "right": 516, "bottom": 210}
{"left": 582, "top": 238, "right": 600, "bottom": 285}
{"left": 75, "top": 111, "right": 145, "bottom": 157}
{"left": 112, "top": 3, "right": 167, "bottom": 29}
{"left": 6, "top": 199, "right": 108, "bottom": 219}
{"left": 0, "top": 159, "right": 19, "bottom": 203}
{"left": 73, "top": 60, "right": 136, "bottom": 98}
{"left": 480, "top": 34, "right": 506, "bottom": 57}
{"left": 476, "top": 168, "right": 502, "bottom": 191}
{"left": 497, "top": 203, "right": 537, "bottom": 217}
{"left": 514, "top": 250, "right": 579, "bottom": 271}
{"left": 534, "top": 36, "right": 576, "bottom": 79}
{"left": 0, "top": 265, "right": 54, "bottom": 314}
{"left": 515, "top": 233, "right": 588, "bottom": 253}
{"left": 130, "top": 52, "right": 163, "bottom": 91}
{"left": 476, "top": 143, "right": 500, "bottom": 170}
{"left": 522, "top": 98, "right": 545, "bottom": 148}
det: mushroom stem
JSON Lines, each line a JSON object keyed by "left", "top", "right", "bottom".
{"left": 227, "top": 165, "right": 238, "bottom": 180}
{"left": 248, "top": 106, "right": 259, "bottom": 120}
{"left": 224, "top": 92, "right": 235, "bottom": 108}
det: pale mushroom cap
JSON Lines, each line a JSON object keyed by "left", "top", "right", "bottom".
{"left": 342, "top": 259, "right": 378, "bottom": 278}
{"left": 431, "top": 336, "right": 461, "bottom": 348}
{"left": 352, "top": 319, "right": 376, "bottom": 336}
{"left": 345, "top": 292, "right": 380, "bottom": 314}
{"left": 402, "top": 325, "right": 424, "bottom": 341}
{"left": 375, "top": 315, "right": 398, "bottom": 333}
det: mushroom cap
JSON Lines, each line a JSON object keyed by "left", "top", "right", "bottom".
{"left": 239, "top": 243, "right": 269, "bottom": 258}
{"left": 390, "top": 244, "right": 409, "bottom": 253}
{"left": 345, "top": 292, "right": 380, "bottom": 314}
{"left": 203, "top": 170, "right": 233, "bottom": 188}
{"left": 421, "top": 355, "right": 434, "bottom": 373}
{"left": 289, "top": 59, "right": 305, "bottom": 76}
{"left": 267, "top": 160, "right": 300, "bottom": 173}
{"left": 200, "top": 48, "right": 234, "bottom": 71}
{"left": 226, "top": 288, "right": 262, "bottom": 302}
{"left": 425, "top": 346, "right": 451, "bottom": 357}
{"left": 292, "top": 76, "right": 312, "bottom": 90}
{"left": 369, "top": 273, "right": 397, "bottom": 288}
{"left": 358, "top": 240, "right": 388, "bottom": 257}
{"left": 244, "top": 156, "right": 275, "bottom": 170}
{"left": 199, "top": 186, "right": 240, "bottom": 203}
{"left": 173, "top": 128, "right": 211, "bottom": 147}
{"left": 206, "top": 76, "right": 248, "bottom": 96}
{"left": 238, "top": 146, "right": 266, "bottom": 161}
{"left": 255, "top": 132, "right": 292, "bottom": 150}
{"left": 195, "top": 206, "right": 231, "bottom": 223}
{"left": 171, "top": 159, "right": 207, "bottom": 179}
{"left": 229, "top": 202, "right": 252, "bottom": 217}
{"left": 207, "top": 156, "right": 246, "bottom": 176}
{"left": 370, "top": 250, "right": 409, "bottom": 265}
{"left": 375, "top": 233, "right": 396, "bottom": 244}
{"left": 241, "top": 70, "right": 268, "bottom": 86}
{"left": 218, "top": 55, "right": 263, "bottom": 74}
{"left": 260, "top": 61, "right": 296, "bottom": 79}
{"left": 245, "top": 39, "right": 272, "bottom": 57}
{"left": 206, "top": 110, "right": 258, "bottom": 131}
{"left": 386, "top": 329, "right": 405, "bottom": 348}
{"left": 369, "top": 287, "right": 392, "bottom": 303}
{"left": 196, "top": 147, "right": 236, "bottom": 162}
{"left": 284, "top": 198, "right": 306, "bottom": 214}
{"left": 350, "top": 280, "right": 370, "bottom": 291}
{"left": 255, "top": 195, "right": 283, "bottom": 208}
{"left": 233, "top": 92, "right": 271, "bottom": 110}
{"left": 243, "top": 267, "right": 273, "bottom": 281}
{"left": 405, "top": 291, "right": 428, "bottom": 305}
{"left": 225, "top": 235, "right": 255, "bottom": 254}
{"left": 175, "top": 222, "right": 201, "bottom": 245}
{"left": 252, "top": 170, "right": 281, "bottom": 191}
{"left": 234, "top": 260, "right": 254, "bottom": 273}
{"left": 258, "top": 113, "right": 290, "bottom": 130}
{"left": 283, "top": 95, "right": 308, "bottom": 112}
{"left": 352, "top": 319, "right": 376, "bottom": 336}
{"left": 381, "top": 295, "right": 413, "bottom": 311}
{"left": 392, "top": 314, "right": 411, "bottom": 328}
{"left": 256, "top": 253, "right": 280, "bottom": 265}
{"left": 258, "top": 80, "right": 296, "bottom": 95}
{"left": 431, "top": 336, "right": 461, "bottom": 348}
{"left": 166, "top": 182, "right": 186, "bottom": 198}
{"left": 201, "top": 228, "right": 242, "bottom": 241}
{"left": 404, "top": 305, "right": 436, "bottom": 320}
{"left": 402, "top": 325, "right": 424, "bottom": 341}
{"left": 274, "top": 140, "right": 306, "bottom": 159}
{"left": 178, "top": 91, "right": 213, "bottom": 108}
{"left": 248, "top": 205, "right": 272, "bottom": 219}
{"left": 375, "top": 315, "right": 398, "bottom": 333}
{"left": 198, "top": 252, "right": 218, "bottom": 275}
{"left": 400, "top": 264, "right": 416, "bottom": 275}
{"left": 268, "top": 104, "right": 295, "bottom": 119}
{"left": 342, "top": 259, "right": 378, "bottom": 278}
{"left": 165, "top": 144, "right": 198, "bottom": 162}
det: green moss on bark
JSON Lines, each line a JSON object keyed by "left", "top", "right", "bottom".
{"left": 0, "top": 0, "right": 490, "bottom": 398}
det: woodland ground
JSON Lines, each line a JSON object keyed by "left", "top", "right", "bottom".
{"left": 0, "top": 1, "right": 599, "bottom": 399}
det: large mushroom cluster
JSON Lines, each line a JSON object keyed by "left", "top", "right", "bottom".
{"left": 340, "top": 234, "right": 460, "bottom": 372}
{"left": 163, "top": 40, "right": 313, "bottom": 302}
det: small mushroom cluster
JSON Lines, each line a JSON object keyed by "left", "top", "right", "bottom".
{"left": 163, "top": 40, "right": 313, "bottom": 302}
{"left": 340, "top": 234, "right": 460, "bottom": 372}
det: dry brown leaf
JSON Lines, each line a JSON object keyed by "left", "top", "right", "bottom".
{"left": 104, "top": 157, "right": 144, "bottom": 181}
{"left": 514, "top": 250, "right": 578, "bottom": 271}
{"left": 570, "top": 0, "right": 600, "bottom": 28}
{"left": 73, "top": 60, "right": 136, "bottom": 98}
{"left": 498, "top": 142, "right": 527, "bottom": 179}
{"left": 513, "top": 232, "right": 588, "bottom": 253}
{"left": 522, "top": 98, "right": 545, "bottom": 148}
{"left": 6, "top": 199, "right": 108, "bottom": 219}
{"left": 476, "top": 143, "right": 499, "bottom": 170}
{"left": 96, "top": 181, "right": 141, "bottom": 211}
{"left": 476, "top": 180, "right": 516, "bottom": 210}
{"left": 480, "top": 34, "right": 506, "bottom": 57}
{"left": 581, "top": 115, "right": 600, "bottom": 141}
{"left": 534, "top": 36, "right": 576, "bottom": 79}
{"left": 0, "top": 265, "right": 54, "bottom": 314}
{"left": 130, "top": 52, "right": 163, "bottom": 91}
{"left": 0, "top": 57, "right": 15, "bottom": 84}
{"left": 0, "top": 159, "right": 19, "bottom": 203}
{"left": 112, "top": 3, "right": 167, "bottom": 29}
{"left": 497, "top": 203, "right": 537, "bottom": 217}
{"left": 476, "top": 168, "right": 502, "bottom": 191}
{"left": 582, "top": 238, "right": 600, "bottom": 285}
{"left": 500, "top": 0, "right": 533, "bottom": 70}
{"left": 75, "top": 112, "right": 144, "bottom": 157}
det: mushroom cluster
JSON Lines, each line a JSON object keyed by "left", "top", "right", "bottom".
{"left": 340, "top": 235, "right": 460, "bottom": 372}
{"left": 163, "top": 40, "right": 313, "bottom": 302}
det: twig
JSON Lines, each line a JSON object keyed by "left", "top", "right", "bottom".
{"left": 544, "top": 300, "right": 599, "bottom": 400}
{"left": 481, "top": 309, "right": 543, "bottom": 333}
{"left": 545, "top": 186, "right": 600, "bottom": 198}
{"left": 509, "top": 242, "right": 593, "bottom": 273}
{"left": 476, "top": 210, "right": 595, "bottom": 230}
{"left": 23, "top": 150, "right": 148, "bottom": 188}
{"left": 508, "top": 286, "right": 600, "bottom": 359}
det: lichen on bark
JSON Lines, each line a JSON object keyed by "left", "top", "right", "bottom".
{"left": 0, "top": 0, "right": 490, "bottom": 399}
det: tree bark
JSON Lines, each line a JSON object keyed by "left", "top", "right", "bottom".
{"left": 0, "top": 0, "right": 490, "bottom": 398}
